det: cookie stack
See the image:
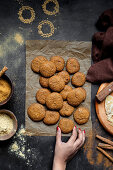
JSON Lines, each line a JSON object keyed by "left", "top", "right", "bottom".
{"left": 27, "top": 56, "right": 90, "bottom": 134}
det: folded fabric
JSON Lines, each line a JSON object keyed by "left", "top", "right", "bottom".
{"left": 86, "top": 58, "right": 113, "bottom": 83}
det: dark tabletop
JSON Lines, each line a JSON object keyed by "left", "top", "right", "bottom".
{"left": 0, "top": 0, "right": 113, "bottom": 170}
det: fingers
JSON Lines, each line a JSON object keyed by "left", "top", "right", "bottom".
{"left": 68, "top": 126, "right": 77, "bottom": 144}
{"left": 56, "top": 126, "right": 61, "bottom": 144}
{"left": 73, "top": 128, "right": 85, "bottom": 149}
{"left": 76, "top": 130, "right": 85, "bottom": 150}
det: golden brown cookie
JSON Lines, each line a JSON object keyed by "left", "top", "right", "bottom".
{"left": 59, "top": 101, "right": 74, "bottom": 117}
{"left": 71, "top": 72, "right": 86, "bottom": 87}
{"left": 60, "top": 85, "right": 73, "bottom": 100}
{"left": 36, "top": 88, "right": 51, "bottom": 105}
{"left": 40, "top": 61, "right": 56, "bottom": 77}
{"left": 31, "top": 56, "right": 47, "bottom": 73}
{"left": 66, "top": 58, "right": 80, "bottom": 74}
{"left": 67, "top": 88, "right": 85, "bottom": 106}
{"left": 27, "top": 103, "right": 45, "bottom": 121}
{"left": 58, "top": 71, "right": 70, "bottom": 84}
{"left": 49, "top": 75, "right": 65, "bottom": 92}
{"left": 43, "top": 111, "right": 60, "bottom": 125}
{"left": 78, "top": 87, "right": 86, "bottom": 100}
{"left": 50, "top": 56, "right": 65, "bottom": 72}
{"left": 59, "top": 118, "right": 74, "bottom": 133}
{"left": 46, "top": 92, "right": 63, "bottom": 110}
{"left": 73, "top": 107, "right": 90, "bottom": 124}
{"left": 39, "top": 76, "right": 49, "bottom": 88}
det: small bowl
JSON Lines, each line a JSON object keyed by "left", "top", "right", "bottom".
{"left": 0, "top": 74, "right": 14, "bottom": 106}
{"left": 0, "top": 109, "right": 18, "bottom": 141}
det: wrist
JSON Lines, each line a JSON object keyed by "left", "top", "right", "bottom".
{"left": 53, "top": 156, "right": 66, "bottom": 170}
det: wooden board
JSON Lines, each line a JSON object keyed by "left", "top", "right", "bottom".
{"left": 95, "top": 83, "right": 113, "bottom": 135}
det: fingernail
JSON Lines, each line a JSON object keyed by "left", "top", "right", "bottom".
{"left": 75, "top": 125, "right": 76, "bottom": 128}
{"left": 79, "top": 128, "right": 81, "bottom": 131}
{"left": 57, "top": 126, "right": 59, "bottom": 131}
{"left": 84, "top": 130, "right": 85, "bottom": 133}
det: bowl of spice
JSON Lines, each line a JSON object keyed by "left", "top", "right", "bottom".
{"left": 0, "top": 109, "right": 17, "bottom": 141}
{"left": 0, "top": 67, "right": 13, "bottom": 106}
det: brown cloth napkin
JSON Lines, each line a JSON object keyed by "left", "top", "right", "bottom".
{"left": 86, "top": 9, "right": 113, "bottom": 83}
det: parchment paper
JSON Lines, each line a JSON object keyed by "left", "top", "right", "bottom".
{"left": 25, "top": 40, "right": 92, "bottom": 136}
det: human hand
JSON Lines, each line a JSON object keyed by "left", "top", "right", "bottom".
{"left": 53, "top": 126, "right": 85, "bottom": 170}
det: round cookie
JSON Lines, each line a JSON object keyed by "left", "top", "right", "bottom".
{"left": 31, "top": 56, "right": 47, "bottom": 73}
{"left": 58, "top": 71, "right": 70, "bottom": 84}
{"left": 66, "top": 58, "right": 80, "bottom": 74}
{"left": 36, "top": 88, "right": 51, "bottom": 105}
{"left": 78, "top": 87, "right": 86, "bottom": 100}
{"left": 27, "top": 103, "right": 45, "bottom": 121}
{"left": 59, "top": 101, "right": 74, "bottom": 116}
{"left": 71, "top": 72, "right": 86, "bottom": 87}
{"left": 67, "top": 88, "right": 85, "bottom": 106}
{"left": 43, "top": 111, "right": 60, "bottom": 125}
{"left": 60, "top": 85, "right": 73, "bottom": 100}
{"left": 40, "top": 61, "right": 56, "bottom": 77}
{"left": 46, "top": 92, "right": 63, "bottom": 110}
{"left": 39, "top": 76, "right": 49, "bottom": 88}
{"left": 74, "top": 107, "right": 90, "bottom": 124}
{"left": 50, "top": 56, "right": 65, "bottom": 72}
{"left": 59, "top": 118, "right": 74, "bottom": 133}
{"left": 49, "top": 75, "right": 65, "bottom": 92}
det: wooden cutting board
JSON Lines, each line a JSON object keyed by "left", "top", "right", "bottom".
{"left": 95, "top": 83, "right": 113, "bottom": 135}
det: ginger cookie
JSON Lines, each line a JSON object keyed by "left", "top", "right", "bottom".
{"left": 66, "top": 58, "right": 80, "bottom": 74}
{"left": 67, "top": 88, "right": 85, "bottom": 106}
{"left": 59, "top": 101, "right": 74, "bottom": 117}
{"left": 49, "top": 75, "right": 65, "bottom": 92}
{"left": 78, "top": 87, "right": 86, "bottom": 100}
{"left": 40, "top": 61, "right": 56, "bottom": 77}
{"left": 39, "top": 76, "right": 49, "bottom": 88}
{"left": 36, "top": 88, "right": 51, "bottom": 105}
{"left": 60, "top": 85, "right": 73, "bottom": 100}
{"left": 59, "top": 118, "right": 74, "bottom": 133}
{"left": 27, "top": 103, "right": 45, "bottom": 121}
{"left": 46, "top": 92, "right": 63, "bottom": 110}
{"left": 43, "top": 111, "right": 60, "bottom": 125}
{"left": 31, "top": 56, "right": 47, "bottom": 73}
{"left": 71, "top": 72, "right": 86, "bottom": 87}
{"left": 74, "top": 107, "right": 90, "bottom": 124}
{"left": 50, "top": 56, "right": 65, "bottom": 72}
{"left": 58, "top": 71, "right": 70, "bottom": 84}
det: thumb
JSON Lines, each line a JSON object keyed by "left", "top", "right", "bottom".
{"left": 56, "top": 126, "right": 61, "bottom": 144}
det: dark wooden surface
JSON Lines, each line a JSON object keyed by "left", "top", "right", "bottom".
{"left": 0, "top": 0, "right": 113, "bottom": 170}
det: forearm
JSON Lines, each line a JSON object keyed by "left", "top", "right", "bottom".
{"left": 52, "top": 157, "right": 66, "bottom": 170}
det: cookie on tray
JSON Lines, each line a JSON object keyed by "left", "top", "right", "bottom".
{"left": 36, "top": 88, "right": 51, "bottom": 105}
{"left": 31, "top": 56, "right": 47, "bottom": 73}
{"left": 58, "top": 71, "right": 70, "bottom": 84}
{"left": 40, "top": 61, "right": 56, "bottom": 77}
{"left": 60, "top": 85, "right": 73, "bottom": 100}
{"left": 43, "top": 111, "right": 60, "bottom": 125}
{"left": 73, "top": 107, "right": 90, "bottom": 124}
{"left": 50, "top": 56, "right": 65, "bottom": 72}
{"left": 71, "top": 72, "right": 86, "bottom": 87}
{"left": 59, "top": 101, "right": 74, "bottom": 117}
{"left": 39, "top": 76, "right": 49, "bottom": 88}
{"left": 66, "top": 58, "right": 80, "bottom": 74}
{"left": 46, "top": 92, "right": 63, "bottom": 110}
{"left": 58, "top": 118, "right": 74, "bottom": 133}
{"left": 27, "top": 103, "right": 45, "bottom": 121}
{"left": 49, "top": 75, "right": 65, "bottom": 92}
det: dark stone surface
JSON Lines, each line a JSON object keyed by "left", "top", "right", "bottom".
{"left": 0, "top": 0, "right": 113, "bottom": 169}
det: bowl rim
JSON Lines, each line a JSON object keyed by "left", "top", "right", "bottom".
{"left": 0, "top": 109, "right": 18, "bottom": 141}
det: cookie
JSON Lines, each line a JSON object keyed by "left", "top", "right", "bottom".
{"left": 49, "top": 75, "right": 65, "bottom": 92}
{"left": 39, "top": 76, "right": 49, "bottom": 88}
{"left": 78, "top": 87, "right": 86, "bottom": 100}
{"left": 40, "top": 61, "right": 56, "bottom": 77}
{"left": 36, "top": 88, "right": 51, "bottom": 105}
{"left": 27, "top": 103, "right": 45, "bottom": 121}
{"left": 74, "top": 107, "right": 90, "bottom": 124}
{"left": 58, "top": 71, "right": 70, "bottom": 84}
{"left": 59, "top": 101, "right": 74, "bottom": 116}
{"left": 50, "top": 56, "right": 65, "bottom": 72}
{"left": 66, "top": 58, "right": 80, "bottom": 74}
{"left": 60, "top": 85, "right": 73, "bottom": 100}
{"left": 59, "top": 118, "right": 74, "bottom": 133}
{"left": 43, "top": 111, "right": 60, "bottom": 125}
{"left": 71, "top": 72, "right": 86, "bottom": 87}
{"left": 31, "top": 56, "right": 47, "bottom": 73}
{"left": 46, "top": 92, "right": 63, "bottom": 110}
{"left": 67, "top": 88, "right": 85, "bottom": 106}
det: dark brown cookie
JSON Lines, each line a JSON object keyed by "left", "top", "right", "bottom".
{"left": 43, "top": 111, "right": 60, "bottom": 125}
{"left": 39, "top": 76, "right": 49, "bottom": 88}
{"left": 59, "top": 101, "right": 74, "bottom": 116}
{"left": 59, "top": 118, "right": 74, "bottom": 133}
{"left": 71, "top": 72, "right": 86, "bottom": 87}
{"left": 50, "top": 56, "right": 65, "bottom": 72}
{"left": 40, "top": 61, "right": 56, "bottom": 77}
{"left": 60, "top": 85, "right": 73, "bottom": 100}
{"left": 58, "top": 71, "right": 70, "bottom": 84}
{"left": 66, "top": 58, "right": 80, "bottom": 74}
{"left": 36, "top": 88, "right": 51, "bottom": 105}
